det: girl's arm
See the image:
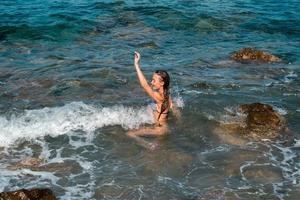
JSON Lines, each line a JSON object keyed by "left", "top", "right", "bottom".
{"left": 134, "top": 52, "right": 163, "bottom": 102}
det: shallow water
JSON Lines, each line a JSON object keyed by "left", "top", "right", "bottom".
{"left": 0, "top": 0, "right": 299, "bottom": 199}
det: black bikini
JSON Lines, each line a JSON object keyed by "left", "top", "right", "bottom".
{"left": 152, "top": 99, "right": 169, "bottom": 121}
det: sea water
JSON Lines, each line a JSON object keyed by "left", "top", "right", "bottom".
{"left": 0, "top": 0, "right": 299, "bottom": 199}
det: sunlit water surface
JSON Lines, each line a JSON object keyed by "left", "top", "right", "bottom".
{"left": 0, "top": 0, "right": 299, "bottom": 199}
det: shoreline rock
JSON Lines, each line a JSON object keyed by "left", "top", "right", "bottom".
{"left": 0, "top": 188, "right": 56, "bottom": 200}
{"left": 214, "top": 103, "right": 293, "bottom": 145}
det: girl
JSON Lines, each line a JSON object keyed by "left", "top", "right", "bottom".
{"left": 127, "top": 51, "right": 180, "bottom": 149}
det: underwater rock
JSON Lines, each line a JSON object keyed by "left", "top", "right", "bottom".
{"left": 214, "top": 103, "right": 293, "bottom": 145}
{"left": 197, "top": 188, "right": 238, "bottom": 200}
{"left": 7, "top": 157, "right": 82, "bottom": 175}
{"left": 126, "top": 150, "right": 193, "bottom": 177}
{"left": 143, "top": 150, "right": 193, "bottom": 176}
{"left": 190, "top": 81, "right": 240, "bottom": 90}
{"left": 31, "top": 161, "right": 82, "bottom": 175}
{"left": 219, "top": 149, "right": 266, "bottom": 176}
{"left": 0, "top": 188, "right": 56, "bottom": 200}
{"left": 242, "top": 165, "right": 284, "bottom": 183}
{"left": 287, "top": 188, "right": 300, "bottom": 200}
{"left": 7, "top": 157, "right": 43, "bottom": 170}
{"left": 191, "top": 82, "right": 213, "bottom": 89}
{"left": 137, "top": 41, "right": 159, "bottom": 49}
{"left": 20, "top": 157, "right": 43, "bottom": 167}
{"left": 231, "top": 48, "right": 281, "bottom": 63}
{"left": 94, "top": 185, "right": 125, "bottom": 199}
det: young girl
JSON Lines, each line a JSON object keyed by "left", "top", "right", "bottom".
{"left": 127, "top": 51, "right": 180, "bottom": 149}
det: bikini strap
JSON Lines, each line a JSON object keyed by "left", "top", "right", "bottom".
{"left": 157, "top": 96, "right": 169, "bottom": 121}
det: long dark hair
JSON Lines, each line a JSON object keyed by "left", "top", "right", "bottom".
{"left": 155, "top": 70, "right": 170, "bottom": 121}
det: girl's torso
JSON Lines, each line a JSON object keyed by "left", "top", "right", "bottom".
{"left": 152, "top": 98, "right": 172, "bottom": 124}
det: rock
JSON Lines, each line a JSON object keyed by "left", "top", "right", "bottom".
{"left": 7, "top": 157, "right": 82, "bottom": 176}
{"left": 191, "top": 82, "right": 213, "bottom": 89}
{"left": 222, "top": 149, "right": 266, "bottom": 176}
{"left": 8, "top": 157, "right": 43, "bottom": 170}
{"left": 213, "top": 103, "right": 293, "bottom": 145}
{"left": 190, "top": 81, "right": 240, "bottom": 90}
{"left": 242, "top": 165, "right": 284, "bottom": 183}
{"left": 0, "top": 188, "right": 56, "bottom": 200}
{"left": 94, "top": 185, "right": 124, "bottom": 199}
{"left": 137, "top": 41, "right": 159, "bottom": 49}
{"left": 240, "top": 103, "right": 286, "bottom": 139}
{"left": 35, "top": 161, "right": 82, "bottom": 175}
{"left": 127, "top": 150, "right": 193, "bottom": 177}
{"left": 231, "top": 48, "right": 281, "bottom": 63}
{"left": 286, "top": 188, "right": 300, "bottom": 200}
{"left": 197, "top": 188, "right": 239, "bottom": 200}
{"left": 20, "top": 157, "right": 43, "bottom": 167}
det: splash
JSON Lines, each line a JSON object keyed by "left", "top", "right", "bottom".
{"left": 0, "top": 102, "right": 154, "bottom": 147}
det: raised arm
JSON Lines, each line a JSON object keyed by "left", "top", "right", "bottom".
{"left": 134, "top": 52, "right": 163, "bottom": 102}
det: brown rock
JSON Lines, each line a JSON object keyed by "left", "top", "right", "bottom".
{"left": 231, "top": 48, "right": 281, "bottom": 63}
{"left": 239, "top": 103, "right": 286, "bottom": 139}
{"left": 214, "top": 103, "right": 293, "bottom": 145}
{"left": 0, "top": 188, "right": 56, "bottom": 200}
{"left": 8, "top": 157, "right": 43, "bottom": 171}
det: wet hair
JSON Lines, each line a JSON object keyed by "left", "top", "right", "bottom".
{"left": 154, "top": 70, "right": 170, "bottom": 121}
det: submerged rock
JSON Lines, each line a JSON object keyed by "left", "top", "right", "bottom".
{"left": 191, "top": 82, "right": 213, "bottom": 89}
{"left": 231, "top": 48, "right": 281, "bottom": 63}
{"left": 197, "top": 188, "right": 239, "bottom": 200}
{"left": 190, "top": 81, "right": 240, "bottom": 90}
{"left": 7, "top": 157, "right": 82, "bottom": 176}
{"left": 214, "top": 103, "right": 293, "bottom": 145}
{"left": 242, "top": 165, "right": 284, "bottom": 183}
{"left": 126, "top": 149, "right": 193, "bottom": 177}
{"left": 0, "top": 188, "right": 56, "bottom": 200}
{"left": 7, "top": 157, "right": 43, "bottom": 171}
{"left": 137, "top": 41, "right": 159, "bottom": 49}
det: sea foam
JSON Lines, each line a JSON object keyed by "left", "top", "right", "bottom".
{"left": 0, "top": 102, "right": 154, "bottom": 147}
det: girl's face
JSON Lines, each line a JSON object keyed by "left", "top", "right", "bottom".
{"left": 151, "top": 73, "right": 164, "bottom": 90}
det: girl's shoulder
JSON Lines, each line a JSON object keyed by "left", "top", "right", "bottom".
{"left": 152, "top": 91, "right": 165, "bottom": 102}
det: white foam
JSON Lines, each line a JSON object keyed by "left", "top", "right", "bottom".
{"left": 286, "top": 71, "right": 298, "bottom": 78}
{"left": 183, "top": 89, "right": 203, "bottom": 94}
{"left": 275, "top": 145, "right": 297, "bottom": 166}
{"left": 68, "top": 134, "right": 93, "bottom": 148}
{"left": 219, "top": 107, "right": 247, "bottom": 125}
{"left": 173, "top": 96, "right": 185, "bottom": 108}
{"left": 293, "top": 139, "right": 300, "bottom": 148}
{"left": 0, "top": 102, "right": 154, "bottom": 147}
{"left": 61, "top": 184, "right": 95, "bottom": 200}
{"left": 201, "top": 145, "right": 231, "bottom": 155}
{"left": 0, "top": 168, "right": 21, "bottom": 191}
{"left": 273, "top": 106, "right": 288, "bottom": 115}
{"left": 0, "top": 167, "right": 60, "bottom": 191}
{"left": 264, "top": 142, "right": 300, "bottom": 190}
{"left": 183, "top": 89, "right": 217, "bottom": 95}
{"left": 283, "top": 71, "right": 298, "bottom": 83}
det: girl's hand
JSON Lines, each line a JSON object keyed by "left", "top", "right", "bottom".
{"left": 134, "top": 51, "right": 141, "bottom": 66}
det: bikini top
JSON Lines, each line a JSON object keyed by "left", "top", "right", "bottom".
{"left": 152, "top": 98, "right": 170, "bottom": 121}
{"left": 151, "top": 104, "right": 169, "bottom": 114}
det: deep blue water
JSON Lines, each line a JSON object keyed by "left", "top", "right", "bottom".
{"left": 0, "top": 0, "right": 299, "bottom": 199}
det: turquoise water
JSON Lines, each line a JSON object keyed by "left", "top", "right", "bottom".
{"left": 0, "top": 0, "right": 299, "bottom": 199}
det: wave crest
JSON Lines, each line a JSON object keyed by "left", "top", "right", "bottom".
{"left": 0, "top": 102, "right": 154, "bottom": 147}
